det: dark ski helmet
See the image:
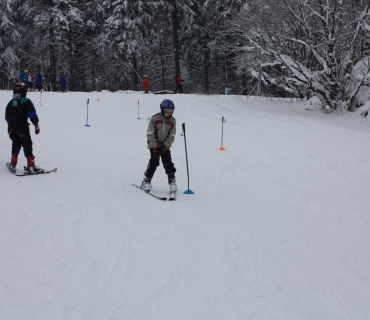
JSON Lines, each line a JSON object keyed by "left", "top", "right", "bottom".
{"left": 14, "top": 81, "right": 28, "bottom": 97}
{"left": 160, "top": 99, "right": 175, "bottom": 115}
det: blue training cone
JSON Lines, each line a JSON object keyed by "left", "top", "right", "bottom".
{"left": 184, "top": 189, "right": 195, "bottom": 194}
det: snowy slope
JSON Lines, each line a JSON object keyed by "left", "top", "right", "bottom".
{"left": 1, "top": 90, "right": 370, "bottom": 320}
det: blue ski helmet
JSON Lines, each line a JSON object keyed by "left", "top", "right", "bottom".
{"left": 160, "top": 99, "right": 175, "bottom": 115}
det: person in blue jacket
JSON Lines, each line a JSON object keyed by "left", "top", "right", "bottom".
{"left": 58, "top": 70, "right": 67, "bottom": 92}
{"left": 18, "top": 69, "right": 29, "bottom": 83}
{"left": 35, "top": 71, "right": 43, "bottom": 91}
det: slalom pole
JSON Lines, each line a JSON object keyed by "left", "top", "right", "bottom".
{"left": 219, "top": 116, "right": 226, "bottom": 150}
{"left": 182, "top": 123, "right": 195, "bottom": 194}
{"left": 85, "top": 99, "right": 90, "bottom": 127}
{"left": 137, "top": 100, "right": 141, "bottom": 119}
{"left": 40, "top": 91, "right": 43, "bottom": 107}
{"left": 96, "top": 78, "right": 100, "bottom": 101}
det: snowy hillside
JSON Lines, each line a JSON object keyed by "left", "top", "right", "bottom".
{"left": 1, "top": 90, "right": 370, "bottom": 320}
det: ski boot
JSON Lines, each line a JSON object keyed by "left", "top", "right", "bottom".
{"left": 24, "top": 156, "right": 44, "bottom": 174}
{"left": 6, "top": 153, "right": 18, "bottom": 173}
{"left": 140, "top": 176, "right": 152, "bottom": 193}
{"left": 168, "top": 174, "right": 177, "bottom": 193}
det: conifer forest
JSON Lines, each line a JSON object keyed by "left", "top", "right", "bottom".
{"left": 1, "top": 0, "right": 370, "bottom": 110}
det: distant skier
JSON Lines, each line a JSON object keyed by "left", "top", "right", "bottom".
{"left": 18, "top": 69, "right": 29, "bottom": 83}
{"left": 28, "top": 71, "right": 35, "bottom": 92}
{"left": 5, "top": 82, "right": 44, "bottom": 174}
{"left": 58, "top": 70, "right": 67, "bottom": 92}
{"left": 35, "top": 71, "right": 43, "bottom": 91}
{"left": 224, "top": 84, "right": 231, "bottom": 95}
{"left": 174, "top": 73, "right": 184, "bottom": 93}
{"left": 143, "top": 75, "right": 150, "bottom": 94}
{"left": 140, "top": 99, "right": 177, "bottom": 195}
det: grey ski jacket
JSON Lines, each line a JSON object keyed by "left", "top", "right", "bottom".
{"left": 146, "top": 112, "right": 176, "bottom": 149}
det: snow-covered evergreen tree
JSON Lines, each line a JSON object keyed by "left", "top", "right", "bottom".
{"left": 235, "top": 0, "right": 370, "bottom": 110}
{"left": 104, "top": 0, "right": 154, "bottom": 90}
{"left": 32, "top": 0, "right": 83, "bottom": 91}
{"left": 0, "top": 0, "right": 20, "bottom": 87}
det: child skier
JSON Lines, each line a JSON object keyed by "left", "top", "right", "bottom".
{"left": 5, "top": 82, "right": 44, "bottom": 174}
{"left": 141, "top": 99, "right": 177, "bottom": 195}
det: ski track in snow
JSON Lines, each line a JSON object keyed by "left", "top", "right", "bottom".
{"left": 1, "top": 90, "right": 370, "bottom": 320}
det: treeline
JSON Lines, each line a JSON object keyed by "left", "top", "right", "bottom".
{"left": 1, "top": 0, "right": 370, "bottom": 109}
{"left": 0, "top": 0, "right": 246, "bottom": 94}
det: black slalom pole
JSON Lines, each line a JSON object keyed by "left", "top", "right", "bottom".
{"left": 85, "top": 98, "right": 90, "bottom": 127}
{"left": 182, "top": 123, "right": 194, "bottom": 194}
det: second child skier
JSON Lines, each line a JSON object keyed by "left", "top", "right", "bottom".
{"left": 141, "top": 99, "right": 177, "bottom": 195}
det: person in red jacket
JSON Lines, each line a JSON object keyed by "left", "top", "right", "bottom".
{"left": 174, "top": 73, "right": 184, "bottom": 93}
{"left": 143, "top": 75, "right": 150, "bottom": 94}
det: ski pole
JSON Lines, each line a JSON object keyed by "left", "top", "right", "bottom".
{"left": 219, "top": 116, "right": 226, "bottom": 150}
{"left": 137, "top": 100, "right": 141, "bottom": 119}
{"left": 85, "top": 99, "right": 90, "bottom": 127}
{"left": 182, "top": 123, "right": 194, "bottom": 194}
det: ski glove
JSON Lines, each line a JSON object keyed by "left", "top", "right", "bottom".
{"left": 159, "top": 145, "right": 167, "bottom": 155}
{"left": 34, "top": 123, "right": 40, "bottom": 135}
{"left": 152, "top": 146, "right": 159, "bottom": 159}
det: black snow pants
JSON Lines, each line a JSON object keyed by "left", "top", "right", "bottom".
{"left": 145, "top": 148, "right": 176, "bottom": 179}
{"left": 174, "top": 83, "right": 183, "bottom": 94}
{"left": 8, "top": 121, "right": 33, "bottom": 156}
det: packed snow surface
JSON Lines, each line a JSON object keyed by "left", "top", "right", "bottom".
{"left": 1, "top": 90, "right": 370, "bottom": 320}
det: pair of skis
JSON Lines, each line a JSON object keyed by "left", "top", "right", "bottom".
{"left": 132, "top": 184, "right": 176, "bottom": 201}
{"left": 6, "top": 163, "right": 174, "bottom": 200}
{"left": 5, "top": 163, "right": 57, "bottom": 176}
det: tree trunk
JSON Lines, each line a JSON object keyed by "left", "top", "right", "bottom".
{"left": 204, "top": 49, "right": 209, "bottom": 94}
{"left": 68, "top": 30, "right": 74, "bottom": 92}
{"left": 132, "top": 54, "right": 138, "bottom": 91}
{"left": 160, "top": 34, "right": 166, "bottom": 90}
{"left": 171, "top": 0, "right": 181, "bottom": 75}
{"left": 49, "top": 27, "right": 57, "bottom": 91}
